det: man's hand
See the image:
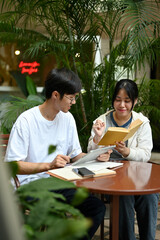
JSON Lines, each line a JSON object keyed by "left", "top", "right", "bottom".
{"left": 50, "top": 154, "right": 71, "bottom": 169}
{"left": 97, "top": 149, "right": 113, "bottom": 162}
{"left": 93, "top": 120, "right": 105, "bottom": 144}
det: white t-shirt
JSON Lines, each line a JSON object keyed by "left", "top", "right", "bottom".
{"left": 5, "top": 106, "right": 82, "bottom": 185}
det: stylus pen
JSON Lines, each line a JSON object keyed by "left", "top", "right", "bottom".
{"left": 68, "top": 149, "right": 76, "bottom": 157}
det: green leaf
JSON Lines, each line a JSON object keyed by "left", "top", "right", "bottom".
{"left": 6, "top": 161, "right": 19, "bottom": 177}
{"left": 71, "top": 187, "right": 89, "bottom": 206}
{"left": 48, "top": 145, "right": 56, "bottom": 155}
{"left": 26, "top": 75, "right": 37, "bottom": 95}
{"left": 27, "top": 95, "right": 44, "bottom": 103}
{"left": 23, "top": 224, "right": 34, "bottom": 238}
{"left": 0, "top": 95, "right": 44, "bottom": 132}
{"left": 17, "top": 177, "right": 76, "bottom": 194}
{"left": 10, "top": 71, "right": 28, "bottom": 97}
{"left": 35, "top": 218, "right": 90, "bottom": 240}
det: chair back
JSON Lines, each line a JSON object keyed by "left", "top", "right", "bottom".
{"left": 0, "top": 134, "right": 10, "bottom": 157}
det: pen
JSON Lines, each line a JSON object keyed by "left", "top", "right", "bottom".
{"left": 112, "top": 165, "right": 123, "bottom": 171}
{"left": 68, "top": 149, "right": 76, "bottom": 157}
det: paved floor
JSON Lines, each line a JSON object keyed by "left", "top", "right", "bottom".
{"left": 93, "top": 202, "right": 160, "bottom": 240}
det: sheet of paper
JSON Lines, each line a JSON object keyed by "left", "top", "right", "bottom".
{"left": 71, "top": 161, "right": 123, "bottom": 171}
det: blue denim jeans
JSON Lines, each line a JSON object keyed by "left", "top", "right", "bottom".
{"left": 106, "top": 193, "right": 159, "bottom": 240}
{"left": 54, "top": 188, "right": 106, "bottom": 240}
{"left": 119, "top": 194, "right": 159, "bottom": 240}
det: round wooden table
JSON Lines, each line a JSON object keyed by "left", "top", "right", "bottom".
{"left": 75, "top": 161, "right": 160, "bottom": 240}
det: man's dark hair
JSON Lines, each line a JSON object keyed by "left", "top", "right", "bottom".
{"left": 44, "top": 68, "right": 82, "bottom": 99}
{"left": 112, "top": 79, "right": 138, "bottom": 110}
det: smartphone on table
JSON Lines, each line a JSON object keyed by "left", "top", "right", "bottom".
{"left": 72, "top": 167, "right": 95, "bottom": 177}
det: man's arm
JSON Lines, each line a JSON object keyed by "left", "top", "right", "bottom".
{"left": 16, "top": 150, "right": 112, "bottom": 174}
{"left": 16, "top": 154, "right": 71, "bottom": 174}
{"left": 72, "top": 152, "right": 86, "bottom": 162}
{"left": 16, "top": 161, "right": 51, "bottom": 174}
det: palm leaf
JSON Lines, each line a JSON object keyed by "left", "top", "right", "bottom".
{"left": 0, "top": 96, "right": 44, "bottom": 132}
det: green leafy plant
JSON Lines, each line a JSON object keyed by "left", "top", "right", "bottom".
{"left": 0, "top": 73, "right": 44, "bottom": 133}
{"left": 0, "top": 0, "right": 160, "bottom": 128}
{"left": 5, "top": 146, "right": 90, "bottom": 240}
{"left": 16, "top": 177, "right": 90, "bottom": 240}
{"left": 135, "top": 78, "right": 160, "bottom": 151}
{"left": 0, "top": 95, "right": 44, "bottom": 133}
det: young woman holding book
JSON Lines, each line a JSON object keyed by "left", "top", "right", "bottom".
{"left": 88, "top": 79, "right": 159, "bottom": 240}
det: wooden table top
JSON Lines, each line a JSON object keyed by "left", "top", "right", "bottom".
{"left": 75, "top": 161, "right": 160, "bottom": 195}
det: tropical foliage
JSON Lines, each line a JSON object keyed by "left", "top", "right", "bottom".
{"left": 16, "top": 177, "right": 90, "bottom": 240}
{"left": 0, "top": 0, "right": 160, "bottom": 149}
{"left": 4, "top": 159, "right": 90, "bottom": 240}
{"left": 5, "top": 143, "right": 90, "bottom": 240}
{"left": 135, "top": 78, "right": 160, "bottom": 151}
{"left": 0, "top": 74, "right": 44, "bottom": 133}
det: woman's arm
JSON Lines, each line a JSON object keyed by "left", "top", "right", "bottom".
{"left": 88, "top": 119, "right": 106, "bottom": 152}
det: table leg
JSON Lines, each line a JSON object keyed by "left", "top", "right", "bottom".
{"left": 100, "top": 217, "right": 104, "bottom": 240}
{"left": 100, "top": 194, "right": 105, "bottom": 240}
{"left": 109, "top": 195, "right": 119, "bottom": 240}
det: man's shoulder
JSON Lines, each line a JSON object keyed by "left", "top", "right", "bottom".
{"left": 16, "top": 106, "right": 39, "bottom": 123}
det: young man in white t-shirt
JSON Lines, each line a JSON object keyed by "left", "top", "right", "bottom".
{"left": 5, "top": 68, "right": 111, "bottom": 240}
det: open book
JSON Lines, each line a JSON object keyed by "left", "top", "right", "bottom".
{"left": 98, "top": 119, "right": 143, "bottom": 146}
{"left": 47, "top": 166, "right": 116, "bottom": 181}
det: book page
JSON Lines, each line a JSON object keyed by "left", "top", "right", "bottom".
{"left": 128, "top": 119, "right": 143, "bottom": 130}
{"left": 48, "top": 167, "right": 83, "bottom": 181}
{"left": 123, "top": 119, "right": 143, "bottom": 142}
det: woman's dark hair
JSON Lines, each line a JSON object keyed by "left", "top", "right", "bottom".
{"left": 112, "top": 79, "right": 138, "bottom": 110}
{"left": 44, "top": 68, "right": 82, "bottom": 99}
